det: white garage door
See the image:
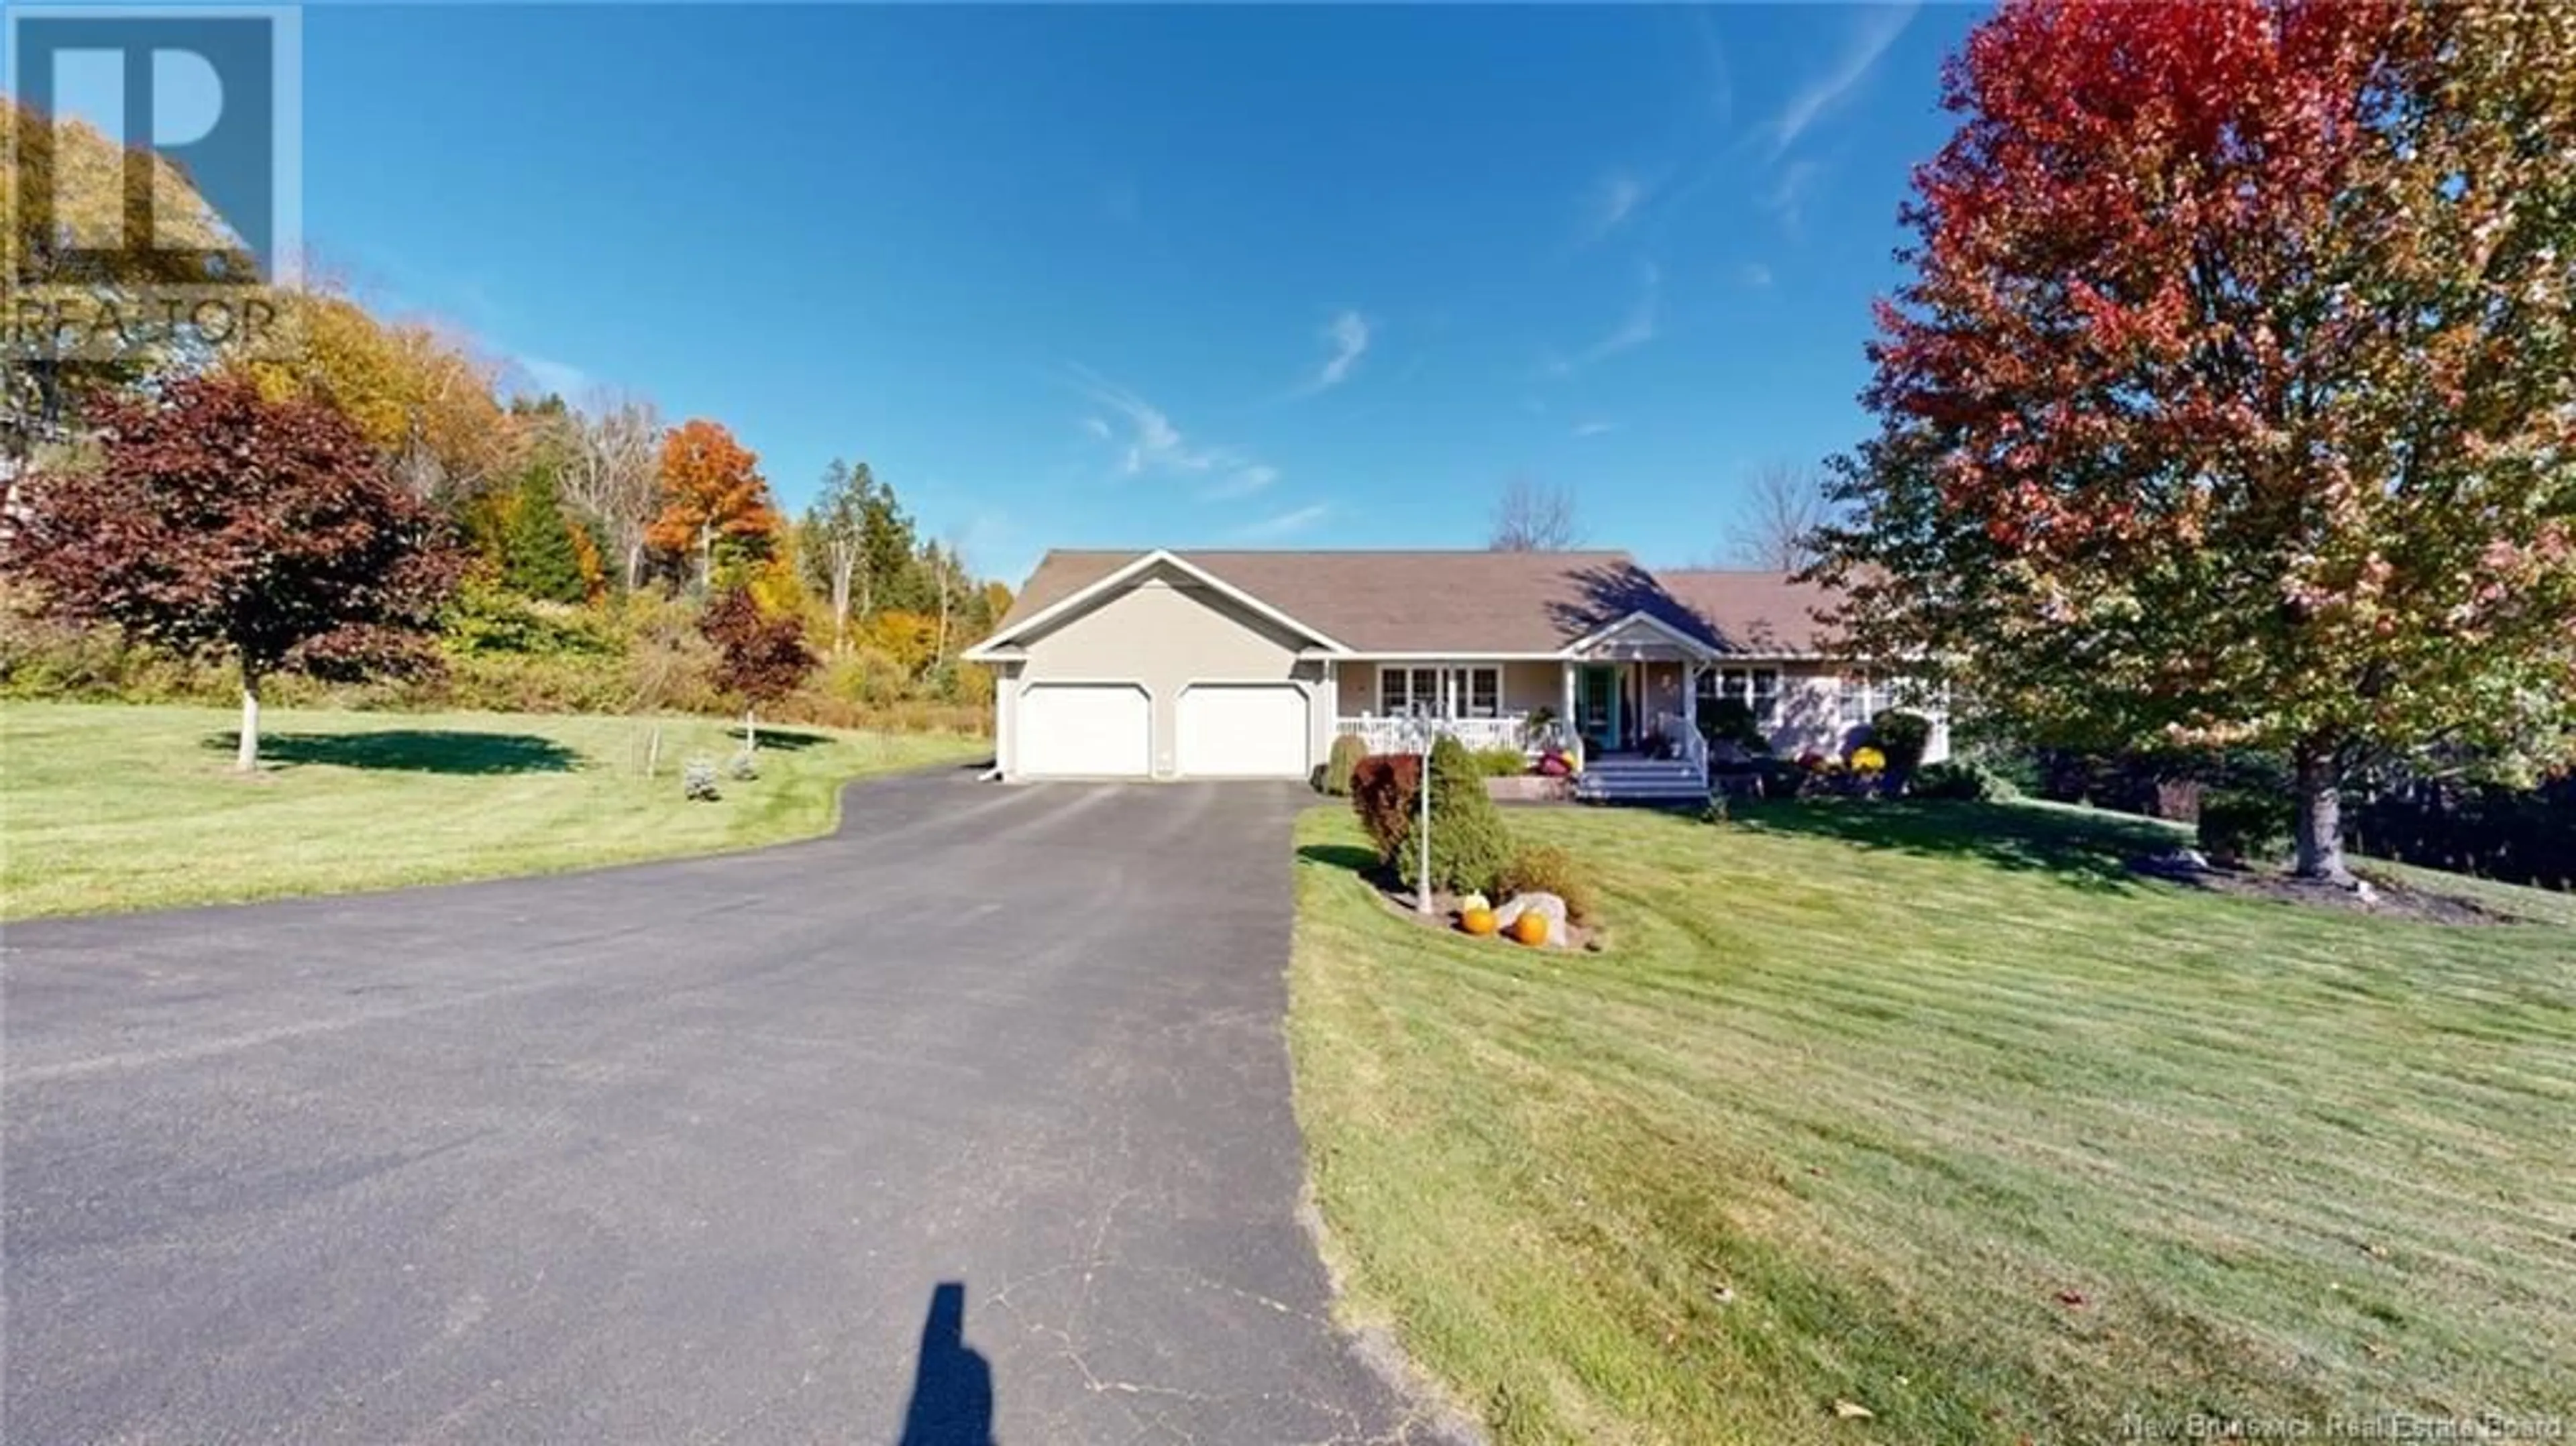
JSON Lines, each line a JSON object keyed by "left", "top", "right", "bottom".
{"left": 1017, "top": 684, "right": 1150, "bottom": 778}
{"left": 1176, "top": 684, "right": 1309, "bottom": 779}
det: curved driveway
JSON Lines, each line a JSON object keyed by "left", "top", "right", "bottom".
{"left": 5, "top": 772, "right": 1453, "bottom": 1444}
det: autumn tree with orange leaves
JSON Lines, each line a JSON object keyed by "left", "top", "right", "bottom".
{"left": 648, "top": 419, "right": 783, "bottom": 591}
{"left": 1813, "top": 0, "right": 2576, "bottom": 882}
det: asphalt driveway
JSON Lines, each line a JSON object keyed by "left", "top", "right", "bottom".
{"left": 4, "top": 773, "right": 1454, "bottom": 1444}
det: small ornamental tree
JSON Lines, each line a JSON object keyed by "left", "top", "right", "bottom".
{"left": 1814, "top": 1, "right": 2576, "bottom": 882}
{"left": 698, "top": 587, "right": 816, "bottom": 748}
{"left": 5, "top": 374, "right": 462, "bottom": 769}
{"left": 1350, "top": 753, "right": 1422, "bottom": 863}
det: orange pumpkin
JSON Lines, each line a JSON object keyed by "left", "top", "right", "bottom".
{"left": 1510, "top": 911, "right": 1550, "bottom": 946}
{"left": 1460, "top": 907, "right": 1499, "bottom": 936}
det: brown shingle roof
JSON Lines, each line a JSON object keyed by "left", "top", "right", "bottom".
{"left": 1650, "top": 570, "right": 1839, "bottom": 655}
{"left": 989, "top": 549, "right": 1834, "bottom": 656}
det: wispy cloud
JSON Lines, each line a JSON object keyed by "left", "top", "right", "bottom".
{"left": 512, "top": 353, "right": 592, "bottom": 400}
{"left": 1738, "top": 262, "right": 1774, "bottom": 288}
{"left": 1202, "top": 464, "right": 1280, "bottom": 501}
{"left": 1583, "top": 172, "right": 1648, "bottom": 243}
{"left": 1548, "top": 260, "right": 1662, "bottom": 376}
{"left": 1761, "top": 160, "right": 1825, "bottom": 230}
{"left": 1067, "top": 366, "right": 1239, "bottom": 477}
{"left": 1297, "top": 309, "right": 1373, "bottom": 395}
{"left": 1233, "top": 502, "right": 1331, "bottom": 541}
{"left": 1572, "top": 420, "right": 1617, "bottom": 439}
{"left": 1767, "top": 3, "right": 1917, "bottom": 157}
{"left": 1069, "top": 366, "right": 1292, "bottom": 511}
{"left": 1686, "top": 7, "right": 1735, "bottom": 133}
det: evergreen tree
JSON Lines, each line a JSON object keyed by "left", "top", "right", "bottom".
{"left": 502, "top": 465, "right": 588, "bottom": 603}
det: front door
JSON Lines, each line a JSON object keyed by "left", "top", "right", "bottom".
{"left": 1577, "top": 665, "right": 1621, "bottom": 752}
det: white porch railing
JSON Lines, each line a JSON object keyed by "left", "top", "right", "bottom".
{"left": 1334, "top": 714, "right": 1567, "bottom": 757}
{"left": 1652, "top": 710, "right": 1710, "bottom": 779}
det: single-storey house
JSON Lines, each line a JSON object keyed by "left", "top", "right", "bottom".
{"left": 961, "top": 548, "right": 1947, "bottom": 782}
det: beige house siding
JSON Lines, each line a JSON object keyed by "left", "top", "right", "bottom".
{"left": 1752, "top": 663, "right": 1951, "bottom": 763}
{"left": 1010, "top": 570, "right": 1322, "bottom": 778}
{"left": 1332, "top": 659, "right": 1565, "bottom": 720}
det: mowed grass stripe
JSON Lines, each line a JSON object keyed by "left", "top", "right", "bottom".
{"left": 1289, "top": 801, "right": 2575, "bottom": 1444}
{"left": 1, "top": 702, "right": 985, "bottom": 918}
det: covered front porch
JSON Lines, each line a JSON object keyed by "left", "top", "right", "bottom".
{"left": 1330, "top": 629, "right": 1714, "bottom": 771}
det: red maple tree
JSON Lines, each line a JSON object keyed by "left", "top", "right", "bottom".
{"left": 7, "top": 374, "right": 463, "bottom": 769}
{"left": 699, "top": 587, "right": 816, "bottom": 747}
{"left": 1816, "top": 0, "right": 2576, "bottom": 880}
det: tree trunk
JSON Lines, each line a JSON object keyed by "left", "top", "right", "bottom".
{"left": 625, "top": 539, "right": 644, "bottom": 592}
{"left": 744, "top": 706, "right": 757, "bottom": 753}
{"left": 235, "top": 669, "right": 262, "bottom": 772}
{"left": 831, "top": 556, "right": 852, "bottom": 655}
{"left": 2292, "top": 742, "right": 2351, "bottom": 883}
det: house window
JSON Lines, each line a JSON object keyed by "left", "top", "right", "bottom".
{"left": 1446, "top": 667, "right": 1501, "bottom": 719}
{"left": 1380, "top": 665, "right": 1434, "bottom": 716}
{"left": 1837, "top": 672, "right": 1890, "bottom": 728}
{"left": 1699, "top": 666, "right": 1781, "bottom": 724}
{"left": 1836, "top": 673, "right": 1950, "bottom": 730}
{"left": 1378, "top": 665, "right": 1498, "bottom": 718}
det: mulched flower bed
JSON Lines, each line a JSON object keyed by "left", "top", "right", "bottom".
{"left": 1359, "top": 872, "right": 1604, "bottom": 951}
{"left": 2129, "top": 852, "right": 2516, "bottom": 926}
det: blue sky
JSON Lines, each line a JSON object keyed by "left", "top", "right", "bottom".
{"left": 297, "top": 3, "right": 1981, "bottom": 587}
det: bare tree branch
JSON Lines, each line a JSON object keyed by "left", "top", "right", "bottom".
{"left": 1487, "top": 476, "right": 1582, "bottom": 551}
{"left": 1723, "top": 462, "right": 1833, "bottom": 571}
{"left": 560, "top": 392, "right": 664, "bottom": 590}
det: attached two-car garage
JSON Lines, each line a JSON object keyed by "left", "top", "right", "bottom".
{"left": 1009, "top": 681, "right": 1310, "bottom": 780}
{"left": 973, "top": 555, "right": 1336, "bottom": 782}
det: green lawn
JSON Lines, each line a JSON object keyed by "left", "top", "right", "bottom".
{"left": 1288, "top": 799, "right": 2576, "bottom": 1445}
{"left": 0, "top": 702, "right": 985, "bottom": 919}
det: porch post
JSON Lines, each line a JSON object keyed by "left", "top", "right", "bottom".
{"left": 1682, "top": 660, "right": 1698, "bottom": 738}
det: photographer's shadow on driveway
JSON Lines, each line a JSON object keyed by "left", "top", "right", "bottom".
{"left": 4, "top": 774, "right": 1468, "bottom": 1444}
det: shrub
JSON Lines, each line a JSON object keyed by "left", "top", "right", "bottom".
{"left": 1393, "top": 736, "right": 1516, "bottom": 897}
{"left": 443, "top": 579, "right": 619, "bottom": 657}
{"left": 727, "top": 748, "right": 759, "bottom": 781}
{"left": 1495, "top": 841, "right": 1598, "bottom": 924}
{"left": 1322, "top": 732, "right": 1366, "bottom": 796}
{"left": 2197, "top": 789, "right": 2291, "bottom": 868}
{"left": 1350, "top": 753, "right": 1423, "bottom": 863}
{"left": 1868, "top": 709, "right": 1934, "bottom": 777}
{"left": 1470, "top": 744, "right": 1528, "bottom": 778}
{"left": 682, "top": 757, "right": 721, "bottom": 801}
{"left": 1699, "top": 697, "right": 1769, "bottom": 755}
{"left": 1911, "top": 760, "right": 1995, "bottom": 801}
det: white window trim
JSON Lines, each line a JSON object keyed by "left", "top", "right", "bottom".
{"left": 1373, "top": 662, "right": 1501, "bottom": 719}
{"left": 1700, "top": 665, "right": 1783, "bottom": 724}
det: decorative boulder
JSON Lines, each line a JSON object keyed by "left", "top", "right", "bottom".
{"left": 1493, "top": 891, "right": 1569, "bottom": 946}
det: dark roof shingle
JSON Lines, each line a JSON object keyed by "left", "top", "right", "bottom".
{"left": 990, "top": 549, "right": 1832, "bottom": 656}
